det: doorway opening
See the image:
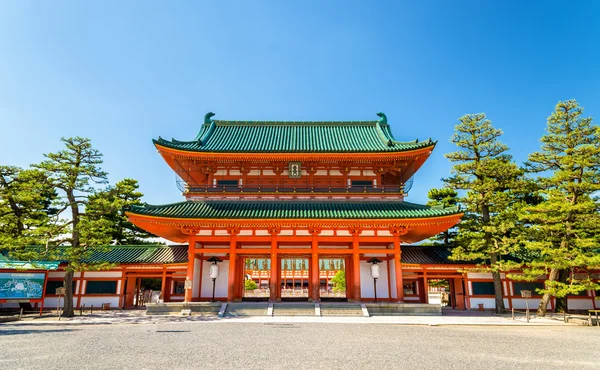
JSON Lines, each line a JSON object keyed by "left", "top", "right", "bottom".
{"left": 280, "top": 257, "right": 309, "bottom": 301}
{"left": 427, "top": 279, "right": 451, "bottom": 307}
{"left": 134, "top": 278, "right": 162, "bottom": 307}
{"left": 319, "top": 258, "right": 347, "bottom": 301}
{"left": 242, "top": 257, "right": 271, "bottom": 301}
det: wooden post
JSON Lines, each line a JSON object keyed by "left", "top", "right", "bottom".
{"left": 160, "top": 266, "right": 167, "bottom": 302}
{"left": 423, "top": 269, "right": 429, "bottom": 304}
{"left": 227, "top": 230, "right": 238, "bottom": 301}
{"left": 184, "top": 245, "right": 194, "bottom": 302}
{"left": 352, "top": 230, "right": 361, "bottom": 302}
{"left": 269, "top": 229, "right": 279, "bottom": 301}
{"left": 311, "top": 230, "right": 320, "bottom": 302}
{"left": 393, "top": 234, "right": 404, "bottom": 302}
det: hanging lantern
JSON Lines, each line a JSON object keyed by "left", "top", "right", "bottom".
{"left": 367, "top": 257, "right": 382, "bottom": 279}
{"left": 370, "top": 264, "right": 380, "bottom": 279}
{"left": 209, "top": 264, "right": 219, "bottom": 279}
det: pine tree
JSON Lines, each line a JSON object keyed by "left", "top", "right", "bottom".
{"left": 34, "top": 137, "right": 113, "bottom": 317}
{"left": 519, "top": 100, "right": 600, "bottom": 316}
{"left": 444, "top": 113, "right": 523, "bottom": 313}
{"left": 426, "top": 188, "right": 458, "bottom": 245}
{"left": 0, "top": 166, "right": 57, "bottom": 260}
{"left": 86, "top": 179, "right": 156, "bottom": 244}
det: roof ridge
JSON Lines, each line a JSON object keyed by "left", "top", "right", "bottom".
{"left": 213, "top": 120, "right": 379, "bottom": 126}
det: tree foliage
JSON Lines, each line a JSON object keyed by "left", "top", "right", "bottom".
{"left": 331, "top": 270, "right": 346, "bottom": 293}
{"left": 0, "top": 166, "right": 57, "bottom": 260}
{"left": 86, "top": 178, "right": 155, "bottom": 245}
{"left": 426, "top": 188, "right": 458, "bottom": 245}
{"left": 443, "top": 113, "right": 524, "bottom": 313}
{"left": 33, "top": 137, "right": 113, "bottom": 317}
{"left": 516, "top": 100, "right": 600, "bottom": 316}
{"left": 244, "top": 279, "right": 258, "bottom": 291}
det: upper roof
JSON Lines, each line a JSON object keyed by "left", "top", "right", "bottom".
{"left": 125, "top": 200, "right": 460, "bottom": 219}
{"left": 154, "top": 112, "right": 435, "bottom": 153}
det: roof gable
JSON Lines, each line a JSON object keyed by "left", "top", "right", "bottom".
{"left": 155, "top": 112, "right": 435, "bottom": 153}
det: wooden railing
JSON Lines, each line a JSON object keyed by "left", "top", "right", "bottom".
{"left": 186, "top": 185, "right": 404, "bottom": 194}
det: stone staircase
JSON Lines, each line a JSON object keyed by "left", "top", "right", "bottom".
{"left": 272, "top": 303, "right": 315, "bottom": 316}
{"left": 224, "top": 302, "right": 269, "bottom": 317}
{"left": 319, "top": 303, "right": 364, "bottom": 317}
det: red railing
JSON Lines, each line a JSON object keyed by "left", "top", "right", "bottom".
{"left": 186, "top": 185, "right": 403, "bottom": 194}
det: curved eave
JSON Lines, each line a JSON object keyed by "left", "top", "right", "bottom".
{"left": 125, "top": 211, "right": 463, "bottom": 244}
{"left": 153, "top": 141, "right": 437, "bottom": 162}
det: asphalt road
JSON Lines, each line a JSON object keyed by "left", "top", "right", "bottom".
{"left": 0, "top": 322, "right": 597, "bottom": 370}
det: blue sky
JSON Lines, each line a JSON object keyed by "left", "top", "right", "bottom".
{"left": 1, "top": 1, "right": 599, "bottom": 205}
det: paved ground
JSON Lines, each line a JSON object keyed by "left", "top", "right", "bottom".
{"left": 4, "top": 308, "right": 587, "bottom": 326}
{"left": 1, "top": 320, "right": 598, "bottom": 370}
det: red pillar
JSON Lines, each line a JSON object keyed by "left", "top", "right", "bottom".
{"left": 311, "top": 231, "right": 320, "bottom": 301}
{"left": 269, "top": 230, "right": 279, "bottom": 301}
{"left": 394, "top": 234, "right": 404, "bottom": 302}
{"left": 184, "top": 243, "right": 194, "bottom": 302}
{"left": 352, "top": 231, "right": 361, "bottom": 302}
{"left": 227, "top": 231, "right": 238, "bottom": 301}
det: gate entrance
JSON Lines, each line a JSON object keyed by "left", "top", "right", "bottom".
{"left": 242, "top": 257, "right": 271, "bottom": 301}
{"left": 319, "top": 258, "right": 347, "bottom": 301}
{"left": 280, "top": 257, "right": 309, "bottom": 300}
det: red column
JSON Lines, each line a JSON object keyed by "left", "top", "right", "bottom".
{"left": 311, "top": 230, "right": 320, "bottom": 301}
{"left": 184, "top": 243, "right": 194, "bottom": 302}
{"left": 423, "top": 269, "right": 429, "bottom": 304}
{"left": 269, "top": 229, "right": 279, "bottom": 301}
{"left": 352, "top": 230, "right": 361, "bottom": 302}
{"left": 394, "top": 234, "right": 404, "bottom": 302}
{"left": 227, "top": 230, "right": 238, "bottom": 301}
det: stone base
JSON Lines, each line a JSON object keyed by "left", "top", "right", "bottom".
{"left": 366, "top": 303, "right": 442, "bottom": 316}
{"left": 146, "top": 302, "right": 222, "bottom": 316}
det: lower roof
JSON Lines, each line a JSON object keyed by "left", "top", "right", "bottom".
{"left": 125, "top": 200, "right": 460, "bottom": 219}
{"left": 2, "top": 245, "right": 470, "bottom": 266}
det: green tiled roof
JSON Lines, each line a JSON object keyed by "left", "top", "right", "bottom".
{"left": 154, "top": 112, "right": 435, "bottom": 153}
{"left": 0, "top": 252, "right": 60, "bottom": 270}
{"left": 1, "top": 245, "right": 188, "bottom": 266}
{"left": 86, "top": 245, "right": 188, "bottom": 264}
{"left": 126, "top": 201, "right": 460, "bottom": 219}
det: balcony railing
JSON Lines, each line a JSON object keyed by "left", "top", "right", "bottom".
{"left": 185, "top": 185, "right": 404, "bottom": 194}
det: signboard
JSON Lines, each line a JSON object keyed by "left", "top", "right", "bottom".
{"left": 0, "top": 272, "right": 46, "bottom": 300}
{"left": 288, "top": 162, "right": 301, "bottom": 178}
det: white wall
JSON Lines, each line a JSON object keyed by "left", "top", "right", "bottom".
{"left": 192, "top": 258, "right": 201, "bottom": 298}
{"left": 389, "top": 260, "right": 397, "bottom": 299}
{"left": 359, "top": 261, "right": 389, "bottom": 299}
{"left": 79, "top": 296, "right": 119, "bottom": 308}
{"left": 43, "top": 297, "right": 77, "bottom": 308}
{"left": 469, "top": 298, "right": 496, "bottom": 309}
{"left": 84, "top": 271, "right": 122, "bottom": 278}
{"left": 568, "top": 298, "right": 594, "bottom": 310}
{"left": 200, "top": 260, "right": 229, "bottom": 298}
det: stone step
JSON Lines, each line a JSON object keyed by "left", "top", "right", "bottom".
{"left": 273, "top": 303, "right": 315, "bottom": 316}
{"left": 319, "top": 304, "right": 363, "bottom": 316}
{"left": 224, "top": 303, "right": 269, "bottom": 317}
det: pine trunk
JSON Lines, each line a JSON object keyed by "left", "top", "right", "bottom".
{"left": 537, "top": 267, "right": 560, "bottom": 317}
{"left": 63, "top": 270, "right": 75, "bottom": 317}
{"left": 554, "top": 270, "right": 570, "bottom": 313}
{"left": 489, "top": 253, "right": 505, "bottom": 313}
